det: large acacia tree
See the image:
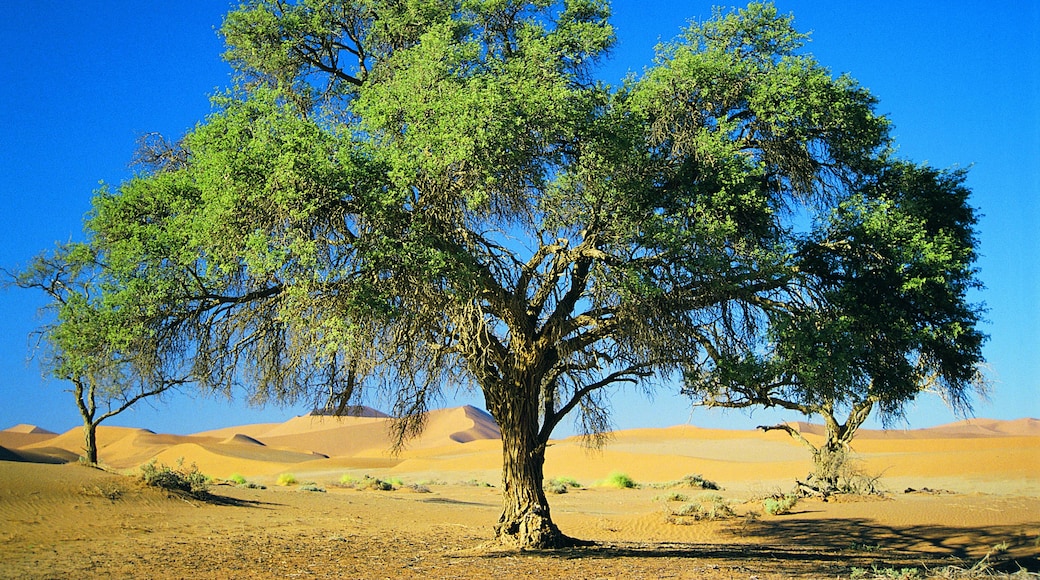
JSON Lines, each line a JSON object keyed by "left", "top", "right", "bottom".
{"left": 71, "top": 1, "right": 983, "bottom": 547}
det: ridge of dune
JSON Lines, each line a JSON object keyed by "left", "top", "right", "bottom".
{"left": 221, "top": 433, "right": 266, "bottom": 446}
{"left": 191, "top": 422, "right": 283, "bottom": 440}
{"left": 4, "top": 424, "right": 57, "bottom": 435}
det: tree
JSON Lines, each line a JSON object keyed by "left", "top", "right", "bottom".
{"left": 682, "top": 162, "right": 987, "bottom": 492}
{"left": 12, "top": 244, "right": 183, "bottom": 465}
{"left": 65, "top": 1, "right": 980, "bottom": 547}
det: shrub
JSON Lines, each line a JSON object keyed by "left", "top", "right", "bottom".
{"left": 276, "top": 473, "right": 298, "bottom": 486}
{"left": 603, "top": 472, "right": 638, "bottom": 489}
{"left": 763, "top": 494, "right": 799, "bottom": 515}
{"left": 139, "top": 459, "right": 209, "bottom": 498}
{"left": 228, "top": 473, "right": 248, "bottom": 485}
{"left": 545, "top": 477, "right": 582, "bottom": 494}
{"left": 656, "top": 492, "right": 689, "bottom": 503}
{"left": 300, "top": 484, "right": 326, "bottom": 492}
{"left": 665, "top": 493, "right": 737, "bottom": 523}
{"left": 676, "top": 474, "right": 720, "bottom": 490}
{"left": 338, "top": 474, "right": 360, "bottom": 487}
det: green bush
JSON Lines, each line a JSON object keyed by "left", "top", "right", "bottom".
{"left": 276, "top": 473, "right": 298, "bottom": 486}
{"left": 139, "top": 459, "right": 209, "bottom": 498}
{"left": 603, "top": 472, "right": 637, "bottom": 489}
{"left": 228, "top": 473, "right": 248, "bottom": 485}
{"left": 763, "top": 494, "right": 799, "bottom": 515}
{"left": 300, "top": 484, "right": 326, "bottom": 492}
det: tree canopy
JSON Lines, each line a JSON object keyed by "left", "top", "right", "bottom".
{"left": 40, "top": 1, "right": 985, "bottom": 547}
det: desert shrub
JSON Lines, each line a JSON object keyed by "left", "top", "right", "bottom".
{"left": 809, "top": 447, "right": 885, "bottom": 496}
{"left": 655, "top": 492, "right": 689, "bottom": 503}
{"left": 338, "top": 474, "right": 360, "bottom": 487}
{"left": 676, "top": 474, "right": 720, "bottom": 490}
{"left": 545, "top": 477, "right": 582, "bottom": 494}
{"left": 387, "top": 477, "right": 405, "bottom": 487}
{"left": 460, "top": 479, "right": 494, "bottom": 487}
{"left": 81, "top": 482, "right": 124, "bottom": 501}
{"left": 139, "top": 459, "right": 209, "bottom": 497}
{"left": 228, "top": 473, "right": 248, "bottom": 485}
{"left": 407, "top": 483, "right": 432, "bottom": 493}
{"left": 340, "top": 475, "right": 396, "bottom": 491}
{"left": 850, "top": 566, "right": 923, "bottom": 580}
{"left": 300, "top": 484, "right": 326, "bottom": 492}
{"left": 665, "top": 493, "right": 737, "bottom": 524}
{"left": 763, "top": 494, "right": 799, "bottom": 515}
{"left": 276, "top": 473, "right": 298, "bottom": 486}
{"left": 603, "top": 472, "right": 638, "bottom": 489}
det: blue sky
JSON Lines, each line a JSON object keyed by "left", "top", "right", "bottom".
{"left": 1, "top": 1, "right": 1037, "bottom": 437}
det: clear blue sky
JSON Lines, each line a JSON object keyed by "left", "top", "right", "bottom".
{"left": 1, "top": 1, "right": 1037, "bottom": 436}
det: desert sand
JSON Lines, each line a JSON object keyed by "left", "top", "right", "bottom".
{"left": 1, "top": 407, "right": 1037, "bottom": 579}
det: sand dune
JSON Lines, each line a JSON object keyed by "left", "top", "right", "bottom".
{"left": 2, "top": 410, "right": 1037, "bottom": 497}
{"left": 2, "top": 410, "right": 1038, "bottom": 577}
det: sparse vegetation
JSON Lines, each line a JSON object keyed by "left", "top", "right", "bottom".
{"left": 665, "top": 492, "right": 737, "bottom": 524}
{"left": 763, "top": 494, "right": 799, "bottom": 515}
{"left": 655, "top": 492, "right": 689, "bottom": 503}
{"left": 300, "top": 484, "right": 326, "bottom": 493}
{"left": 228, "top": 473, "right": 248, "bottom": 485}
{"left": 545, "top": 477, "right": 582, "bottom": 494}
{"left": 674, "top": 474, "right": 720, "bottom": 490}
{"left": 276, "top": 473, "right": 298, "bottom": 486}
{"left": 602, "top": 472, "right": 638, "bottom": 489}
{"left": 336, "top": 474, "right": 397, "bottom": 491}
{"left": 139, "top": 459, "right": 209, "bottom": 498}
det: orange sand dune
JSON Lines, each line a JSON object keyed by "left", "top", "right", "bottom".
{"left": 0, "top": 424, "right": 58, "bottom": 449}
{"left": 3, "top": 411, "right": 1037, "bottom": 497}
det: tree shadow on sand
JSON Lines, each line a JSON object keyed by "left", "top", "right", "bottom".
{"left": 462, "top": 517, "right": 1039, "bottom": 576}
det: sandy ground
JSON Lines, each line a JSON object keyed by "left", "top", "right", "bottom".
{"left": 0, "top": 410, "right": 1037, "bottom": 579}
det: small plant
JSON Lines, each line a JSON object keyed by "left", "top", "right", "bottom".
{"left": 139, "top": 459, "right": 209, "bottom": 498}
{"left": 387, "top": 477, "right": 405, "bottom": 487}
{"left": 655, "top": 492, "right": 689, "bottom": 503}
{"left": 850, "top": 565, "right": 922, "bottom": 579}
{"left": 460, "top": 479, "right": 494, "bottom": 487}
{"left": 228, "top": 473, "right": 248, "bottom": 485}
{"left": 545, "top": 477, "right": 582, "bottom": 494}
{"left": 276, "top": 473, "right": 298, "bottom": 486}
{"left": 603, "top": 472, "right": 638, "bottom": 489}
{"left": 300, "top": 484, "right": 326, "bottom": 492}
{"left": 763, "top": 494, "right": 799, "bottom": 515}
{"left": 676, "top": 474, "right": 720, "bottom": 490}
{"left": 665, "top": 493, "right": 737, "bottom": 524}
{"left": 81, "top": 483, "right": 124, "bottom": 501}
{"left": 338, "top": 474, "right": 361, "bottom": 487}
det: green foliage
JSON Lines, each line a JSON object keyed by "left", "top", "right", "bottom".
{"left": 300, "top": 484, "right": 326, "bottom": 492}
{"left": 762, "top": 494, "right": 798, "bottom": 515}
{"left": 601, "top": 472, "right": 637, "bottom": 489}
{"left": 28, "top": 0, "right": 987, "bottom": 548}
{"left": 276, "top": 473, "right": 298, "bottom": 486}
{"left": 228, "top": 473, "right": 248, "bottom": 485}
{"left": 139, "top": 459, "right": 209, "bottom": 498}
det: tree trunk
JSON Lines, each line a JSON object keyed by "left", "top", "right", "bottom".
{"left": 83, "top": 422, "right": 99, "bottom": 465}
{"left": 487, "top": 384, "right": 569, "bottom": 549}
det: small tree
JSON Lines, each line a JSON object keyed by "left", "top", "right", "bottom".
{"left": 684, "top": 163, "right": 987, "bottom": 492}
{"left": 13, "top": 244, "right": 182, "bottom": 465}
{"left": 45, "top": 1, "right": 981, "bottom": 547}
